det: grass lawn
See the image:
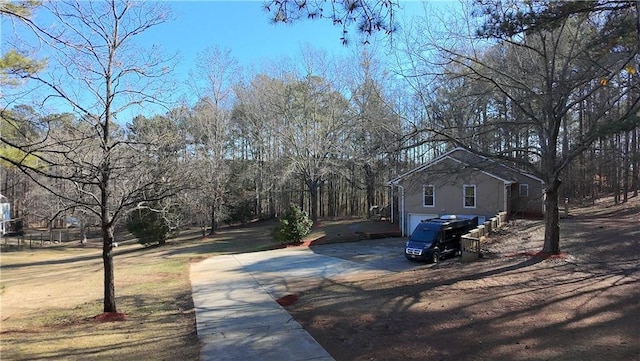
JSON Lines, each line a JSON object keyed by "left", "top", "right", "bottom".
{"left": 0, "top": 218, "right": 393, "bottom": 360}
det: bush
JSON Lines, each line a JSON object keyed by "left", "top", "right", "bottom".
{"left": 228, "top": 199, "right": 254, "bottom": 225}
{"left": 273, "top": 204, "right": 313, "bottom": 246}
{"left": 126, "top": 208, "right": 170, "bottom": 246}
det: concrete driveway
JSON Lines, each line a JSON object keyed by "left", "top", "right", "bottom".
{"left": 190, "top": 237, "right": 431, "bottom": 361}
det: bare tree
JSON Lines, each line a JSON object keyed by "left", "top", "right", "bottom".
{"left": 402, "top": 1, "right": 639, "bottom": 254}
{"left": 231, "top": 73, "right": 289, "bottom": 218}
{"left": 0, "top": 0, "right": 178, "bottom": 313}
{"left": 274, "top": 72, "right": 352, "bottom": 221}
{"left": 184, "top": 46, "right": 240, "bottom": 232}
{"left": 347, "top": 50, "right": 402, "bottom": 216}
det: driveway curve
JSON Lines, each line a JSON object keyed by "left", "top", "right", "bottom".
{"left": 190, "top": 238, "right": 430, "bottom": 361}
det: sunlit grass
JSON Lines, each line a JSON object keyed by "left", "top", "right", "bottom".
{"left": 0, "top": 222, "right": 289, "bottom": 360}
{"left": 0, "top": 219, "right": 380, "bottom": 360}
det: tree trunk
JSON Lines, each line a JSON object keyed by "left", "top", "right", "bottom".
{"left": 542, "top": 179, "right": 561, "bottom": 255}
{"left": 269, "top": 190, "right": 276, "bottom": 218}
{"left": 327, "top": 179, "right": 335, "bottom": 218}
{"left": 624, "top": 130, "right": 630, "bottom": 202}
{"left": 633, "top": 127, "right": 638, "bottom": 197}
{"left": 307, "top": 179, "right": 319, "bottom": 222}
{"left": 102, "top": 225, "right": 116, "bottom": 313}
{"left": 364, "top": 163, "right": 375, "bottom": 218}
{"left": 299, "top": 177, "right": 305, "bottom": 211}
{"left": 318, "top": 180, "right": 324, "bottom": 218}
{"left": 209, "top": 202, "right": 218, "bottom": 234}
{"left": 612, "top": 136, "right": 620, "bottom": 204}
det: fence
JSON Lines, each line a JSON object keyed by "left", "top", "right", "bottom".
{"left": 461, "top": 211, "right": 508, "bottom": 262}
{"left": 1, "top": 229, "right": 84, "bottom": 251}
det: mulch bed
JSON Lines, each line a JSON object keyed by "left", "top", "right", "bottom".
{"left": 94, "top": 312, "right": 127, "bottom": 322}
{"left": 276, "top": 294, "right": 299, "bottom": 307}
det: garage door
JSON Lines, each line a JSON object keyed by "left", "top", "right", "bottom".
{"left": 407, "top": 213, "right": 439, "bottom": 236}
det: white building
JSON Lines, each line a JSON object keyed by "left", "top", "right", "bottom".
{"left": 0, "top": 194, "right": 10, "bottom": 235}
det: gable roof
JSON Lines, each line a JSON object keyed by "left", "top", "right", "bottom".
{"left": 387, "top": 147, "right": 544, "bottom": 185}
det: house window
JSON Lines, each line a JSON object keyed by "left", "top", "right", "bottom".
{"left": 519, "top": 184, "right": 529, "bottom": 197}
{"left": 463, "top": 185, "right": 476, "bottom": 208}
{"left": 423, "top": 185, "right": 435, "bottom": 207}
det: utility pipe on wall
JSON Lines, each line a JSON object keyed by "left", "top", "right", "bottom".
{"left": 396, "top": 184, "right": 405, "bottom": 237}
{"left": 387, "top": 183, "right": 394, "bottom": 224}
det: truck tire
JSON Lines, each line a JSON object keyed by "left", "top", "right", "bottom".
{"left": 431, "top": 251, "right": 439, "bottom": 263}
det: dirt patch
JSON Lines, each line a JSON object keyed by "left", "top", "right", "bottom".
{"left": 287, "top": 198, "right": 640, "bottom": 361}
{"left": 94, "top": 312, "right": 127, "bottom": 322}
{"left": 303, "top": 219, "right": 400, "bottom": 246}
{"left": 505, "top": 251, "right": 571, "bottom": 259}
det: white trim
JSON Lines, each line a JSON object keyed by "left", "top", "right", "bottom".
{"left": 388, "top": 184, "right": 394, "bottom": 223}
{"left": 397, "top": 184, "right": 406, "bottom": 237}
{"left": 519, "top": 183, "right": 529, "bottom": 197}
{"left": 463, "top": 184, "right": 476, "bottom": 209}
{"left": 422, "top": 185, "right": 435, "bottom": 207}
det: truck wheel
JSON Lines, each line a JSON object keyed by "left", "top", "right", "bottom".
{"left": 431, "top": 251, "right": 439, "bottom": 264}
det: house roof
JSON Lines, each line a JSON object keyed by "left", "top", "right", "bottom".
{"left": 387, "top": 147, "right": 544, "bottom": 185}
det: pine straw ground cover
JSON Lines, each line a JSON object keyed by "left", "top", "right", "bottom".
{"left": 0, "top": 218, "right": 393, "bottom": 360}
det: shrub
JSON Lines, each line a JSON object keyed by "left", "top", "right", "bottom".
{"left": 273, "top": 204, "right": 313, "bottom": 246}
{"left": 228, "top": 198, "right": 254, "bottom": 225}
{"left": 126, "top": 208, "right": 170, "bottom": 246}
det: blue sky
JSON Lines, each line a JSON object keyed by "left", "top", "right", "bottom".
{"left": 139, "top": 0, "right": 427, "bottom": 113}
{"left": 2, "top": 1, "right": 437, "bottom": 119}
{"left": 161, "top": 1, "right": 365, "bottom": 65}
{"left": 147, "top": 1, "right": 426, "bottom": 80}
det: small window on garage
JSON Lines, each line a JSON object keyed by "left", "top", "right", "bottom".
{"left": 519, "top": 184, "right": 529, "bottom": 197}
{"left": 423, "top": 185, "right": 435, "bottom": 207}
{"left": 463, "top": 185, "right": 476, "bottom": 208}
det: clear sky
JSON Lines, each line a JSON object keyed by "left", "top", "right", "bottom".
{"left": 131, "top": 0, "right": 424, "bottom": 113}
{"left": 2, "top": 1, "right": 438, "bottom": 119}
{"left": 161, "top": 1, "right": 365, "bottom": 65}
{"left": 146, "top": 1, "right": 426, "bottom": 82}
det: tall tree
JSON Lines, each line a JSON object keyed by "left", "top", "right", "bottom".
{"left": 264, "top": 0, "right": 398, "bottom": 44}
{"left": 185, "top": 46, "right": 239, "bottom": 232}
{"left": 348, "top": 50, "right": 401, "bottom": 216}
{"left": 0, "top": 0, "right": 47, "bottom": 86}
{"left": 407, "top": 1, "right": 639, "bottom": 254}
{"left": 231, "top": 73, "right": 288, "bottom": 218}
{"left": 0, "top": 0, "right": 177, "bottom": 313}
{"left": 274, "top": 72, "right": 352, "bottom": 222}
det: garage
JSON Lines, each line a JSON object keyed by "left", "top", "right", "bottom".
{"left": 407, "top": 213, "right": 438, "bottom": 236}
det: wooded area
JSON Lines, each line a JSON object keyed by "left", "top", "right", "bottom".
{"left": 1, "top": 0, "right": 638, "bottom": 311}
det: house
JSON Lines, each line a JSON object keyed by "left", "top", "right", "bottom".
{"left": 387, "top": 147, "right": 544, "bottom": 236}
{"left": 0, "top": 194, "right": 9, "bottom": 236}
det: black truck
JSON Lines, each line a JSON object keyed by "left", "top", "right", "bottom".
{"left": 405, "top": 215, "right": 478, "bottom": 263}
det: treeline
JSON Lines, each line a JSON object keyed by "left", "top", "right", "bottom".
{"left": 1, "top": 0, "right": 638, "bottom": 235}
{"left": 1, "top": 48, "right": 411, "bottom": 231}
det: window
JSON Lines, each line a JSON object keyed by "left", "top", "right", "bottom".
{"left": 463, "top": 185, "right": 476, "bottom": 208}
{"left": 423, "top": 185, "right": 435, "bottom": 207}
{"left": 519, "top": 184, "right": 529, "bottom": 197}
